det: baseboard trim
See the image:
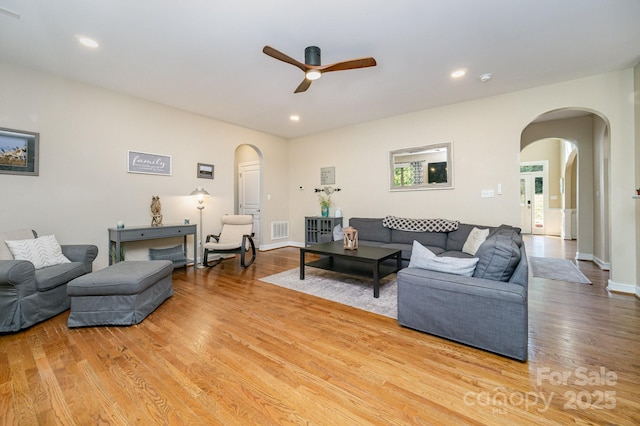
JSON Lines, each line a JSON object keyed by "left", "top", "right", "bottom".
{"left": 607, "top": 279, "right": 637, "bottom": 295}
{"left": 259, "top": 241, "right": 303, "bottom": 251}
{"left": 593, "top": 256, "right": 611, "bottom": 271}
{"left": 576, "top": 252, "right": 593, "bottom": 261}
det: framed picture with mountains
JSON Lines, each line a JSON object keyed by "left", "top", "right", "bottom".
{"left": 0, "top": 127, "right": 39, "bottom": 176}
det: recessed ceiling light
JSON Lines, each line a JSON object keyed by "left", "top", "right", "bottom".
{"left": 77, "top": 35, "right": 99, "bottom": 49}
{"left": 451, "top": 69, "right": 466, "bottom": 79}
{"left": 290, "top": 115, "right": 300, "bottom": 122}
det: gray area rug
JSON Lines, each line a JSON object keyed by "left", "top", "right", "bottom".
{"left": 259, "top": 268, "right": 397, "bottom": 319}
{"left": 529, "top": 257, "right": 592, "bottom": 284}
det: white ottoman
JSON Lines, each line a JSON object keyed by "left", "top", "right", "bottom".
{"left": 67, "top": 260, "right": 174, "bottom": 327}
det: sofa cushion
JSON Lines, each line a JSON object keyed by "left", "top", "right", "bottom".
{"left": 488, "top": 225, "right": 523, "bottom": 246}
{"left": 409, "top": 241, "right": 479, "bottom": 276}
{"left": 473, "top": 234, "right": 521, "bottom": 282}
{"left": 35, "top": 262, "right": 87, "bottom": 291}
{"left": 445, "top": 223, "right": 486, "bottom": 251}
{"left": 462, "top": 227, "right": 490, "bottom": 255}
{"left": 0, "top": 229, "right": 35, "bottom": 260}
{"left": 439, "top": 250, "right": 474, "bottom": 258}
{"left": 391, "top": 229, "right": 448, "bottom": 249}
{"left": 348, "top": 218, "right": 391, "bottom": 243}
{"left": 5, "top": 235, "right": 71, "bottom": 269}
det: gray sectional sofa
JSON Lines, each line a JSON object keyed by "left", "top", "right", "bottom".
{"left": 348, "top": 217, "right": 529, "bottom": 361}
{"left": 0, "top": 229, "right": 98, "bottom": 333}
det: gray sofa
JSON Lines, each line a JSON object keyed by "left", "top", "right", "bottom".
{"left": 348, "top": 217, "right": 528, "bottom": 361}
{"left": 0, "top": 230, "right": 98, "bottom": 333}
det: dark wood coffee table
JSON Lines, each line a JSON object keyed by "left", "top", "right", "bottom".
{"left": 299, "top": 241, "right": 402, "bottom": 298}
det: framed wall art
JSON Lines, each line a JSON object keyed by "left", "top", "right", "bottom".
{"left": 127, "top": 150, "right": 172, "bottom": 176}
{"left": 197, "top": 163, "right": 214, "bottom": 179}
{"left": 0, "top": 127, "right": 39, "bottom": 176}
{"left": 320, "top": 166, "right": 335, "bottom": 185}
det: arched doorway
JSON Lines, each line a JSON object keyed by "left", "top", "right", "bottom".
{"left": 234, "top": 145, "right": 263, "bottom": 248}
{"left": 520, "top": 109, "right": 611, "bottom": 269}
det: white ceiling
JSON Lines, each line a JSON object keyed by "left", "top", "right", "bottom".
{"left": 1, "top": 0, "right": 639, "bottom": 139}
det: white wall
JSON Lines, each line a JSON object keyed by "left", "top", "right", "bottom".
{"left": 1, "top": 62, "right": 637, "bottom": 292}
{"left": 0, "top": 63, "right": 289, "bottom": 270}
{"left": 288, "top": 70, "right": 637, "bottom": 291}
{"left": 635, "top": 61, "right": 640, "bottom": 297}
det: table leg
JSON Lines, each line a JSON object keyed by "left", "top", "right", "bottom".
{"left": 300, "top": 249, "right": 306, "bottom": 280}
{"left": 373, "top": 261, "right": 380, "bottom": 298}
{"left": 183, "top": 235, "right": 188, "bottom": 264}
{"left": 396, "top": 252, "right": 402, "bottom": 271}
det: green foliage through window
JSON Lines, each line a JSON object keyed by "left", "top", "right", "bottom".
{"left": 535, "top": 177, "right": 543, "bottom": 194}
{"left": 394, "top": 166, "right": 413, "bottom": 186}
{"left": 520, "top": 165, "right": 543, "bottom": 173}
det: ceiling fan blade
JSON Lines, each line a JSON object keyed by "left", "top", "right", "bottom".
{"left": 263, "top": 45, "right": 307, "bottom": 72}
{"left": 294, "top": 78, "right": 313, "bottom": 93}
{"left": 320, "top": 57, "right": 377, "bottom": 73}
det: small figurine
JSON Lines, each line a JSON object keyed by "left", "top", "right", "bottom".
{"left": 150, "top": 196, "right": 163, "bottom": 226}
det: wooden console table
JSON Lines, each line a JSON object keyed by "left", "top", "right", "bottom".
{"left": 108, "top": 224, "right": 197, "bottom": 267}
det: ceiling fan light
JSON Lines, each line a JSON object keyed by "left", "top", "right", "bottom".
{"left": 305, "top": 70, "right": 321, "bottom": 81}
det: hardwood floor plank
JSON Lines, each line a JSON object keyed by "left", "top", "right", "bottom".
{"left": 1, "top": 237, "right": 639, "bottom": 424}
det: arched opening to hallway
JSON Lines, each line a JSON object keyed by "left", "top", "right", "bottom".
{"left": 520, "top": 109, "right": 611, "bottom": 271}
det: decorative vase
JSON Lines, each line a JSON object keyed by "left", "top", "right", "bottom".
{"left": 321, "top": 205, "right": 329, "bottom": 217}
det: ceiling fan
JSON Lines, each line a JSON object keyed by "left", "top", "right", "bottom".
{"left": 262, "top": 45, "right": 377, "bottom": 93}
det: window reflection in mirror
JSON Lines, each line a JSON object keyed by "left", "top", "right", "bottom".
{"left": 389, "top": 142, "right": 453, "bottom": 191}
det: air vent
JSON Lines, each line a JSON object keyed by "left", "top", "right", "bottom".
{"left": 271, "top": 221, "right": 289, "bottom": 240}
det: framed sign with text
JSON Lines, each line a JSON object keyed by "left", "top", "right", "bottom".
{"left": 127, "top": 151, "right": 172, "bottom": 176}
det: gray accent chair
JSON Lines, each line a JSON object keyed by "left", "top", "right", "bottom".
{"left": 0, "top": 230, "right": 98, "bottom": 333}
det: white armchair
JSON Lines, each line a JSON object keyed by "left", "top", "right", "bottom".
{"left": 202, "top": 215, "right": 256, "bottom": 268}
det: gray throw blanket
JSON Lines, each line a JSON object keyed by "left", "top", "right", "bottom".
{"left": 382, "top": 216, "right": 459, "bottom": 232}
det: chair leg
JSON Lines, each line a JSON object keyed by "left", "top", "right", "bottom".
{"left": 202, "top": 249, "right": 222, "bottom": 267}
{"left": 240, "top": 235, "right": 256, "bottom": 267}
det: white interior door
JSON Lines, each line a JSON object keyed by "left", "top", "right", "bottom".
{"left": 520, "top": 174, "right": 532, "bottom": 234}
{"left": 520, "top": 171, "right": 546, "bottom": 235}
{"left": 239, "top": 161, "right": 261, "bottom": 246}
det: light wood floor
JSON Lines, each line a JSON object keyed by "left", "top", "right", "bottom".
{"left": 1, "top": 236, "right": 639, "bottom": 425}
